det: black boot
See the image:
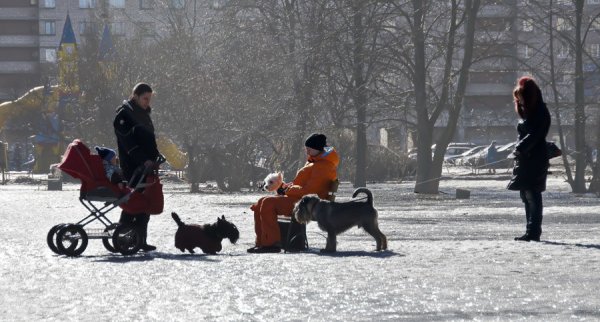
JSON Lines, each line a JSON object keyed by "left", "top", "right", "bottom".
{"left": 514, "top": 234, "right": 532, "bottom": 242}
{"left": 247, "top": 245, "right": 281, "bottom": 253}
{"left": 136, "top": 214, "right": 156, "bottom": 252}
{"left": 514, "top": 234, "right": 540, "bottom": 242}
{"left": 140, "top": 243, "right": 157, "bottom": 251}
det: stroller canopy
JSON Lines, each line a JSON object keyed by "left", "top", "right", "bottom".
{"left": 58, "top": 139, "right": 108, "bottom": 190}
{"left": 58, "top": 139, "right": 164, "bottom": 215}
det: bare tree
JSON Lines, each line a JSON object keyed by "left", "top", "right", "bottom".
{"left": 523, "top": 0, "right": 600, "bottom": 193}
{"left": 380, "top": 0, "right": 481, "bottom": 194}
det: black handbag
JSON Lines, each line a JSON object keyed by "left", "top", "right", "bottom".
{"left": 278, "top": 218, "right": 308, "bottom": 252}
{"left": 546, "top": 141, "right": 562, "bottom": 159}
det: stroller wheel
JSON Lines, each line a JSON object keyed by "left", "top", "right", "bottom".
{"left": 112, "top": 224, "right": 142, "bottom": 255}
{"left": 47, "top": 224, "right": 66, "bottom": 255}
{"left": 102, "top": 227, "right": 118, "bottom": 253}
{"left": 56, "top": 224, "right": 88, "bottom": 257}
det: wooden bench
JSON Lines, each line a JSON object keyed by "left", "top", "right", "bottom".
{"left": 278, "top": 179, "right": 339, "bottom": 252}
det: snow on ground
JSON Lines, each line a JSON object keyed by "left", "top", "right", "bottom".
{"left": 1, "top": 172, "right": 600, "bottom": 321}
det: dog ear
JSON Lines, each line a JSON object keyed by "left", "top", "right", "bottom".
{"left": 221, "top": 215, "right": 225, "bottom": 220}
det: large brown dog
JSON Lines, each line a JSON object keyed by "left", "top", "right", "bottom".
{"left": 171, "top": 212, "right": 239, "bottom": 254}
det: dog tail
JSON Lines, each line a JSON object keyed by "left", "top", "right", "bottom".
{"left": 352, "top": 188, "right": 373, "bottom": 206}
{"left": 171, "top": 212, "right": 185, "bottom": 227}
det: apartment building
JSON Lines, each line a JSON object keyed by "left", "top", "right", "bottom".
{"left": 0, "top": 0, "right": 173, "bottom": 102}
{"left": 462, "top": 0, "right": 600, "bottom": 146}
{"left": 0, "top": 0, "right": 40, "bottom": 102}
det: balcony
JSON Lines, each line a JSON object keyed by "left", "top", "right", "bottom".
{"left": 0, "top": 8, "right": 38, "bottom": 20}
{"left": 478, "top": 5, "right": 515, "bottom": 18}
{"left": 476, "top": 30, "right": 514, "bottom": 43}
{"left": 0, "top": 61, "right": 39, "bottom": 74}
{"left": 471, "top": 57, "right": 517, "bottom": 70}
{"left": 466, "top": 83, "right": 513, "bottom": 96}
{"left": 0, "top": 35, "right": 38, "bottom": 47}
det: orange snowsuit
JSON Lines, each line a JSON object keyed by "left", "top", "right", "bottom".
{"left": 251, "top": 147, "right": 339, "bottom": 247}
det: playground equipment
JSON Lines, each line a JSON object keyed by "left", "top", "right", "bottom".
{"left": 0, "top": 86, "right": 188, "bottom": 173}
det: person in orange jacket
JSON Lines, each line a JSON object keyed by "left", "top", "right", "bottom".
{"left": 248, "top": 133, "right": 339, "bottom": 253}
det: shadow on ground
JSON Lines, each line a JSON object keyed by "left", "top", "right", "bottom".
{"left": 88, "top": 251, "right": 221, "bottom": 263}
{"left": 541, "top": 241, "right": 600, "bottom": 250}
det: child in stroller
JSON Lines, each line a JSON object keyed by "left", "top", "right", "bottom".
{"left": 47, "top": 139, "right": 164, "bottom": 257}
{"left": 94, "top": 146, "right": 125, "bottom": 190}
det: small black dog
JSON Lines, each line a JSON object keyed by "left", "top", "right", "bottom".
{"left": 171, "top": 212, "right": 240, "bottom": 254}
{"left": 293, "top": 188, "right": 387, "bottom": 253}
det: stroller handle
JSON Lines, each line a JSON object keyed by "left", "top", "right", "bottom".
{"left": 129, "top": 154, "right": 166, "bottom": 188}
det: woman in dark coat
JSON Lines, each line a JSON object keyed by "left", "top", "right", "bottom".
{"left": 507, "top": 76, "right": 551, "bottom": 242}
{"left": 113, "top": 83, "right": 160, "bottom": 251}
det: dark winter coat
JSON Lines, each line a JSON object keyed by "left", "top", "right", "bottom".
{"left": 507, "top": 102, "right": 551, "bottom": 192}
{"left": 113, "top": 99, "right": 159, "bottom": 181}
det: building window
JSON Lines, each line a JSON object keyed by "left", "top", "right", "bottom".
{"left": 590, "top": 44, "right": 600, "bottom": 58}
{"left": 524, "top": 45, "right": 531, "bottom": 58}
{"left": 522, "top": 19, "right": 533, "bottom": 32}
{"left": 588, "top": 0, "right": 600, "bottom": 4}
{"left": 79, "top": 0, "right": 95, "bottom": 8}
{"left": 78, "top": 21, "right": 97, "bottom": 35}
{"left": 591, "top": 17, "right": 600, "bottom": 30}
{"left": 41, "top": 20, "right": 56, "bottom": 35}
{"left": 41, "top": 0, "right": 55, "bottom": 8}
{"left": 557, "top": 73, "right": 571, "bottom": 84}
{"left": 558, "top": 45, "right": 570, "bottom": 58}
{"left": 140, "top": 0, "right": 154, "bottom": 9}
{"left": 170, "top": 0, "right": 185, "bottom": 9}
{"left": 109, "top": 0, "right": 125, "bottom": 8}
{"left": 556, "top": 0, "right": 571, "bottom": 5}
{"left": 111, "top": 22, "right": 126, "bottom": 36}
{"left": 43, "top": 48, "right": 57, "bottom": 62}
{"left": 137, "top": 22, "right": 156, "bottom": 37}
{"left": 556, "top": 17, "right": 572, "bottom": 31}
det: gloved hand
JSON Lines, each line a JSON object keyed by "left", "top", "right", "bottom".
{"left": 276, "top": 187, "right": 286, "bottom": 195}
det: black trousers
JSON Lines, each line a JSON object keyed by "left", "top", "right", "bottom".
{"left": 119, "top": 211, "right": 150, "bottom": 243}
{"left": 519, "top": 190, "right": 543, "bottom": 238}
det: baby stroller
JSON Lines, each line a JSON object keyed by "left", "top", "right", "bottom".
{"left": 46, "top": 139, "right": 165, "bottom": 256}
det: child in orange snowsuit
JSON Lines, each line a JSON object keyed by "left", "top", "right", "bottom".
{"left": 249, "top": 134, "right": 339, "bottom": 253}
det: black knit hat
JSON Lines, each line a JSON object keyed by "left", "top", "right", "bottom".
{"left": 304, "top": 133, "right": 327, "bottom": 151}
{"left": 95, "top": 146, "right": 116, "bottom": 162}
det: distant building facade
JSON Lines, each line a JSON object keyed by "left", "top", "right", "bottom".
{"left": 0, "top": 0, "right": 177, "bottom": 102}
{"left": 462, "top": 0, "right": 600, "bottom": 148}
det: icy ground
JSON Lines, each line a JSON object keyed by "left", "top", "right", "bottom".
{"left": 1, "top": 173, "right": 600, "bottom": 321}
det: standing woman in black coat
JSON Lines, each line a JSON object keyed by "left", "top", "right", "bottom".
{"left": 507, "top": 76, "right": 551, "bottom": 242}
{"left": 113, "top": 83, "right": 160, "bottom": 251}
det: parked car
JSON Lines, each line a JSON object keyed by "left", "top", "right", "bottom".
{"left": 452, "top": 145, "right": 487, "bottom": 165}
{"left": 432, "top": 142, "right": 477, "bottom": 151}
{"left": 464, "top": 142, "right": 516, "bottom": 169}
{"left": 444, "top": 146, "right": 479, "bottom": 164}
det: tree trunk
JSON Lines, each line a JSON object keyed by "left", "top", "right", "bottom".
{"left": 573, "top": 0, "right": 587, "bottom": 192}
{"left": 353, "top": 0, "right": 367, "bottom": 188}
{"left": 548, "top": 0, "right": 576, "bottom": 190}
{"left": 589, "top": 115, "right": 600, "bottom": 194}
{"left": 412, "top": 0, "right": 436, "bottom": 193}
{"left": 184, "top": 139, "right": 201, "bottom": 193}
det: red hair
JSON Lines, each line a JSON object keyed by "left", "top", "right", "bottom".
{"left": 513, "top": 76, "right": 542, "bottom": 119}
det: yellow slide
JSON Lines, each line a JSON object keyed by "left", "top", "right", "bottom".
{"left": 0, "top": 85, "right": 60, "bottom": 129}
{"left": 156, "top": 136, "right": 188, "bottom": 171}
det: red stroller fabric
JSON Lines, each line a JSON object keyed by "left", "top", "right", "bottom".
{"left": 124, "top": 174, "right": 164, "bottom": 215}
{"left": 58, "top": 139, "right": 164, "bottom": 215}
